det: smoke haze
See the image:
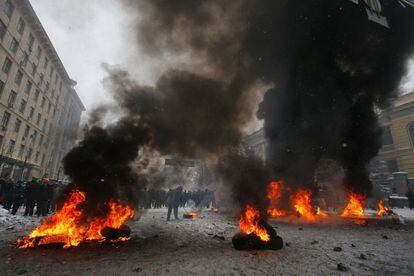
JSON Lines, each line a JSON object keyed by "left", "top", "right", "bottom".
{"left": 62, "top": 0, "right": 414, "bottom": 218}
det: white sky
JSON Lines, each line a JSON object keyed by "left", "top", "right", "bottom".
{"left": 30, "top": 0, "right": 139, "bottom": 114}
{"left": 30, "top": 0, "right": 414, "bottom": 116}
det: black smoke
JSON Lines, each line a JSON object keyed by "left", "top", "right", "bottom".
{"left": 63, "top": 0, "right": 414, "bottom": 218}
{"left": 255, "top": 1, "right": 414, "bottom": 195}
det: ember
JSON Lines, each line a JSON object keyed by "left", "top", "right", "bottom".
{"left": 377, "top": 200, "right": 389, "bottom": 217}
{"left": 267, "top": 181, "right": 285, "bottom": 218}
{"left": 239, "top": 205, "right": 269, "bottom": 242}
{"left": 16, "top": 189, "right": 134, "bottom": 249}
{"left": 341, "top": 192, "right": 365, "bottom": 218}
{"left": 292, "top": 189, "right": 317, "bottom": 221}
{"left": 316, "top": 207, "right": 328, "bottom": 218}
{"left": 183, "top": 212, "right": 198, "bottom": 219}
{"left": 233, "top": 205, "right": 283, "bottom": 251}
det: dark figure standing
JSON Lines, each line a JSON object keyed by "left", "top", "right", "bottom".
{"left": 2, "top": 178, "right": 14, "bottom": 210}
{"left": 406, "top": 188, "right": 414, "bottom": 210}
{"left": 24, "top": 180, "right": 37, "bottom": 216}
{"left": 36, "top": 179, "right": 49, "bottom": 216}
{"left": 166, "top": 186, "right": 183, "bottom": 221}
{"left": 11, "top": 181, "right": 25, "bottom": 215}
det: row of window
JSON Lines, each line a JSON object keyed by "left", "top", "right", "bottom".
{"left": 0, "top": 1, "right": 64, "bottom": 101}
{"left": 1, "top": 110, "right": 46, "bottom": 146}
{"left": 3, "top": 137, "right": 44, "bottom": 165}
{"left": 2, "top": 55, "right": 61, "bottom": 111}
{"left": 0, "top": 81, "right": 55, "bottom": 134}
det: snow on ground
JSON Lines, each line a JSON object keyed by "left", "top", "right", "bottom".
{"left": 0, "top": 207, "right": 414, "bottom": 275}
{"left": 0, "top": 208, "right": 40, "bottom": 230}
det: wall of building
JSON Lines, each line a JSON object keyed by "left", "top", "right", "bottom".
{"left": 377, "top": 93, "right": 414, "bottom": 177}
{"left": 0, "top": 0, "right": 84, "bottom": 181}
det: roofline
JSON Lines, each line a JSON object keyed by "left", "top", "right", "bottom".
{"left": 15, "top": 0, "right": 85, "bottom": 111}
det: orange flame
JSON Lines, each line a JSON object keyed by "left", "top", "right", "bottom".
{"left": 239, "top": 205, "right": 270, "bottom": 242}
{"left": 267, "top": 181, "right": 285, "bottom": 217}
{"left": 17, "top": 190, "right": 134, "bottom": 248}
{"left": 185, "top": 212, "right": 198, "bottom": 218}
{"left": 377, "top": 200, "right": 389, "bottom": 217}
{"left": 316, "top": 207, "right": 328, "bottom": 218}
{"left": 341, "top": 192, "right": 365, "bottom": 217}
{"left": 292, "top": 189, "right": 317, "bottom": 221}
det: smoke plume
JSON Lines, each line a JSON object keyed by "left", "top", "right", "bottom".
{"left": 63, "top": 0, "right": 414, "bottom": 218}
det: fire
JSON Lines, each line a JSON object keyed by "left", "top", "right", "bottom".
{"left": 316, "top": 207, "right": 328, "bottom": 218}
{"left": 377, "top": 200, "right": 389, "bottom": 217}
{"left": 267, "top": 181, "right": 285, "bottom": 217}
{"left": 292, "top": 189, "right": 317, "bottom": 221}
{"left": 341, "top": 192, "right": 365, "bottom": 217}
{"left": 17, "top": 190, "right": 134, "bottom": 248}
{"left": 185, "top": 212, "right": 198, "bottom": 218}
{"left": 239, "top": 205, "right": 270, "bottom": 242}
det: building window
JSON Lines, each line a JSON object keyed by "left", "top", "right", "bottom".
{"left": 0, "top": 20, "right": 6, "bottom": 39}
{"left": 35, "top": 151, "right": 39, "bottom": 163}
{"left": 28, "top": 33, "right": 34, "bottom": 50}
{"left": 34, "top": 89, "right": 39, "bottom": 102}
{"left": 19, "top": 99, "right": 26, "bottom": 113}
{"left": 7, "top": 90, "right": 17, "bottom": 107}
{"left": 0, "top": 80, "right": 5, "bottom": 96}
{"left": 32, "top": 130, "right": 37, "bottom": 143}
{"left": 43, "top": 57, "right": 48, "bottom": 69}
{"left": 386, "top": 159, "right": 399, "bottom": 173}
{"left": 3, "top": 1, "right": 14, "bottom": 19}
{"left": 36, "top": 113, "right": 41, "bottom": 125}
{"left": 27, "top": 148, "right": 32, "bottom": 160}
{"left": 23, "top": 125, "right": 29, "bottom": 137}
{"left": 14, "top": 118, "right": 21, "bottom": 133}
{"left": 24, "top": 81, "right": 32, "bottom": 94}
{"left": 31, "top": 63, "right": 37, "bottom": 76}
{"left": 382, "top": 126, "right": 394, "bottom": 146}
{"left": 18, "top": 144, "right": 25, "bottom": 158}
{"left": 41, "top": 97, "right": 46, "bottom": 108}
{"left": 409, "top": 122, "right": 414, "bottom": 149}
{"left": 17, "top": 18, "right": 25, "bottom": 34}
{"left": 41, "top": 153, "right": 45, "bottom": 166}
{"left": 9, "top": 37, "right": 18, "bottom": 53}
{"left": 50, "top": 66, "right": 54, "bottom": 78}
{"left": 28, "top": 107, "right": 34, "bottom": 121}
{"left": 36, "top": 46, "right": 42, "bottom": 59}
{"left": 1, "top": 111, "right": 10, "bottom": 128}
{"left": 47, "top": 103, "right": 51, "bottom": 113}
{"left": 6, "top": 140, "right": 15, "bottom": 155}
{"left": 39, "top": 134, "right": 43, "bottom": 147}
{"left": 46, "top": 81, "right": 49, "bottom": 91}
{"left": 21, "top": 51, "right": 29, "bottom": 67}
{"left": 2, "top": 57, "right": 12, "bottom": 73}
{"left": 43, "top": 119, "right": 47, "bottom": 131}
{"left": 39, "top": 73, "right": 44, "bottom": 86}
{"left": 15, "top": 70, "right": 23, "bottom": 85}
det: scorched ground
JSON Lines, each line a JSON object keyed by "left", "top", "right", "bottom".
{"left": 0, "top": 208, "right": 414, "bottom": 275}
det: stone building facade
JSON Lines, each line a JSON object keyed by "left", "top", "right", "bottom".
{"left": 0, "top": 0, "right": 84, "bottom": 180}
{"left": 376, "top": 92, "right": 414, "bottom": 178}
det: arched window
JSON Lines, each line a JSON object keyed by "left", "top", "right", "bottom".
{"left": 408, "top": 123, "right": 414, "bottom": 148}
{"left": 381, "top": 126, "right": 393, "bottom": 146}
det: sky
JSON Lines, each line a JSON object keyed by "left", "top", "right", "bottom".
{"left": 31, "top": 0, "right": 414, "bottom": 117}
{"left": 30, "top": 0, "right": 152, "bottom": 115}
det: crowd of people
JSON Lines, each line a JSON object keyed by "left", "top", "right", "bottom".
{"left": 0, "top": 177, "right": 64, "bottom": 216}
{"left": 0, "top": 178, "right": 216, "bottom": 220}
{"left": 140, "top": 188, "right": 216, "bottom": 210}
